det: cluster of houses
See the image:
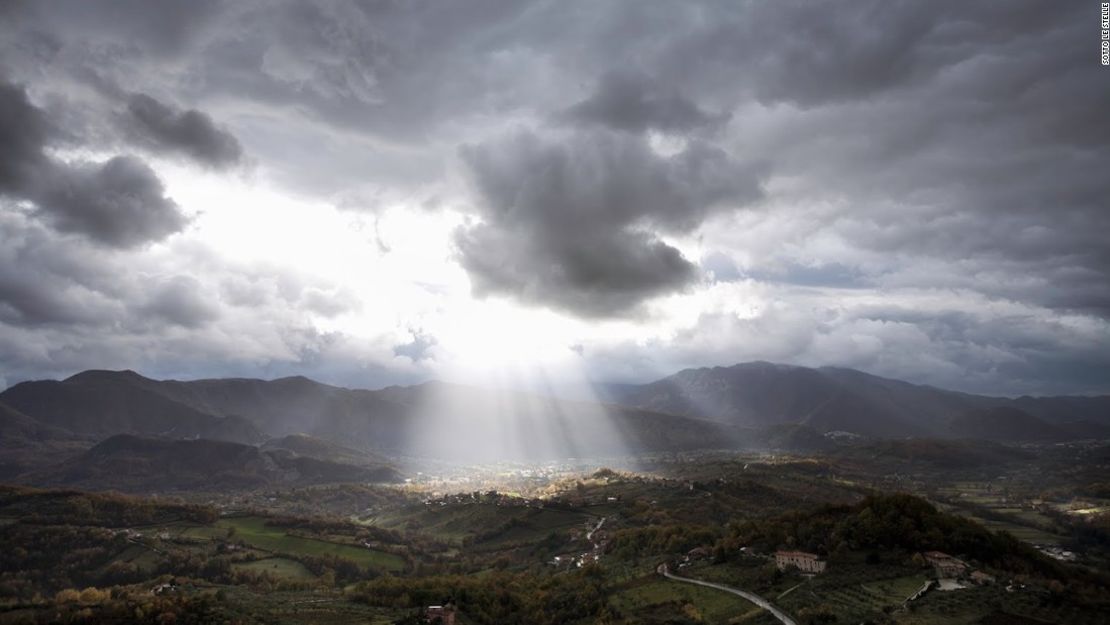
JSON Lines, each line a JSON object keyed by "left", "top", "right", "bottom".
{"left": 766, "top": 549, "right": 996, "bottom": 587}
{"left": 922, "top": 551, "right": 995, "bottom": 586}
{"left": 551, "top": 517, "right": 611, "bottom": 568}
{"left": 898, "top": 551, "right": 998, "bottom": 604}
{"left": 423, "top": 490, "right": 545, "bottom": 509}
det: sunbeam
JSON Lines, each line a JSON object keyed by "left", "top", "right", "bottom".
{"left": 401, "top": 301, "right": 632, "bottom": 466}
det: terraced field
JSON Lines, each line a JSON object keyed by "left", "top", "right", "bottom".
{"left": 800, "top": 581, "right": 914, "bottom": 616}
{"left": 929, "top": 487, "right": 1067, "bottom": 547}
{"left": 368, "top": 503, "right": 510, "bottom": 540}
{"left": 862, "top": 574, "right": 928, "bottom": 604}
{"left": 232, "top": 557, "right": 317, "bottom": 581}
{"left": 219, "top": 516, "right": 406, "bottom": 571}
{"left": 108, "top": 543, "right": 163, "bottom": 573}
{"left": 611, "top": 575, "right": 761, "bottom": 624}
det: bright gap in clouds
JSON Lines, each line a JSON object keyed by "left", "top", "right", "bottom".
{"left": 162, "top": 163, "right": 670, "bottom": 373}
{"left": 403, "top": 306, "right": 633, "bottom": 463}
{"left": 162, "top": 165, "right": 647, "bottom": 462}
{"left": 404, "top": 289, "right": 640, "bottom": 463}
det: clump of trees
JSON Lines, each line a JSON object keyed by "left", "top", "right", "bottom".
{"left": 0, "top": 486, "right": 217, "bottom": 527}
{"left": 608, "top": 524, "right": 719, "bottom": 559}
{"left": 716, "top": 494, "right": 1056, "bottom": 571}
{"left": 349, "top": 565, "right": 613, "bottom": 625}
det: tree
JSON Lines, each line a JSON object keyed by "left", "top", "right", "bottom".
{"left": 55, "top": 589, "right": 81, "bottom": 603}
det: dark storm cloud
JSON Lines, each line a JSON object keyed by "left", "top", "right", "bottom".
{"left": 456, "top": 130, "right": 763, "bottom": 315}
{"left": 651, "top": 0, "right": 1110, "bottom": 317}
{"left": 0, "top": 78, "right": 189, "bottom": 248}
{"left": 0, "top": 80, "right": 50, "bottom": 193}
{"left": 124, "top": 93, "right": 243, "bottom": 167}
{"left": 32, "top": 156, "right": 187, "bottom": 248}
{"left": 563, "top": 70, "right": 725, "bottom": 133}
{"left": 0, "top": 0, "right": 1108, "bottom": 394}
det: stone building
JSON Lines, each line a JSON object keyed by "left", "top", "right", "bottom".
{"left": 923, "top": 551, "right": 968, "bottom": 578}
{"left": 774, "top": 550, "right": 827, "bottom": 574}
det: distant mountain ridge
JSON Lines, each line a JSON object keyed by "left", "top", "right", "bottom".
{"left": 0, "top": 369, "right": 752, "bottom": 464}
{"left": 2, "top": 361, "right": 1107, "bottom": 476}
{"left": 600, "top": 361, "right": 1110, "bottom": 439}
{"left": 1, "top": 370, "right": 264, "bottom": 444}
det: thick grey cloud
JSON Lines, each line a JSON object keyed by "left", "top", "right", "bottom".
{"left": 0, "top": 209, "right": 395, "bottom": 390}
{"left": 142, "top": 275, "right": 219, "bottom": 329}
{"left": 563, "top": 70, "right": 725, "bottom": 133}
{"left": 124, "top": 93, "right": 243, "bottom": 167}
{"left": 0, "top": 0, "right": 1108, "bottom": 395}
{"left": 32, "top": 156, "right": 187, "bottom": 248}
{"left": 457, "top": 130, "right": 763, "bottom": 315}
{"left": 584, "top": 288, "right": 1110, "bottom": 397}
{"left": 4, "top": 0, "right": 223, "bottom": 59}
{"left": 0, "top": 81, "right": 50, "bottom": 193}
{"left": 0, "top": 212, "right": 122, "bottom": 327}
{"left": 0, "top": 79, "right": 189, "bottom": 248}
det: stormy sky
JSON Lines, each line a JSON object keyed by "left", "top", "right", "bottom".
{"left": 1, "top": 0, "right": 1107, "bottom": 396}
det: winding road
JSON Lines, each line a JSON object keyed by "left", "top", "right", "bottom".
{"left": 659, "top": 564, "right": 798, "bottom": 625}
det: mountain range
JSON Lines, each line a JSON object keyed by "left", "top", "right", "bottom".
{"left": 1, "top": 361, "right": 1107, "bottom": 491}
{"left": 600, "top": 361, "right": 1110, "bottom": 440}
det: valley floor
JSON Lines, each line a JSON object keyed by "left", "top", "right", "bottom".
{"left": 2, "top": 442, "right": 1109, "bottom": 624}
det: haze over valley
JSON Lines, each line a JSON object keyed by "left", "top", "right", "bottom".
{"left": 3, "top": 362, "right": 1110, "bottom": 487}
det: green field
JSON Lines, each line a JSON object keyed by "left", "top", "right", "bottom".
{"left": 108, "top": 543, "right": 163, "bottom": 573}
{"left": 801, "top": 575, "right": 926, "bottom": 616}
{"left": 483, "top": 508, "right": 592, "bottom": 547}
{"left": 369, "top": 502, "right": 590, "bottom": 544}
{"left": 862, "top": 574, "right": 929, "bottom": 604}
{"left": 368, "top": 504, "right": 503, "bottom": 540}
{"left": 611, "top": 576, "right": 760, "bottom": 624}
{"left": 219, "top": 516, "right": 406, "bottom": 571}
{"left": 232, "top": 557, "right": 317, "bottom": 580}
{"left": 176, "top": 524, "right": 234, "bottom": 540}
{"left": 961, "top": 514, "right": 1063, "bottom": 546}
{"left": 143, "top": 521, "right": 233, "bottom": 540}
{"left": 929, "top": 489, "right": 1067, "bottom": 547}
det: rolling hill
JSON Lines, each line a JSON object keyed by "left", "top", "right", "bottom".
{"left": 0, "top": 370, "right": 264, "bottom": 444}
{"left": 31, "top": 434, "right": 403, "bottom": 492}
{"left": 0, "top": 400, "right": 73, "bottom": 445}
{"left": 0, "top": 400, "right": 89, "bottom": 479}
